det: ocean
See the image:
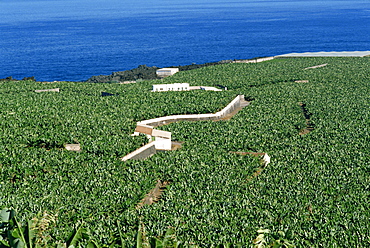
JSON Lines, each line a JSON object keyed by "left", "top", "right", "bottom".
{"left": 1, "top": 0, "right": 369, "bottom": 82}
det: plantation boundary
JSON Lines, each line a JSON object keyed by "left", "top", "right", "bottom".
{"left": 121, "top": 142, "right": 157, "bottom": 161}
{"left": 122, "top": 95, "right": 250, "bottom": 161}
{"left": 137, "top": 95, "right": 248, "bottom": 127}
{"left": 233, "top": 57, "right": 275, "bottom": 63}
{"left": 304, "top": 63, "right": 328, "bottom": 69}
{"left": 34, "top": 88, "right": 60, "bottom": 93}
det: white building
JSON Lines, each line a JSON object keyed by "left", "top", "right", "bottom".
{"left": 156, "top": 68, "right": 179, "bottom": 77}
{"left": 152, "top": 83, "right": 189, "bottom": 92}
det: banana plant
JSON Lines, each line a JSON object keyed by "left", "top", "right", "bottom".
{"left": 0, "top": 209, "right": 99, "bottom": 248}
{"left": 0, "top": 208, "right": 32, "bottom": 248}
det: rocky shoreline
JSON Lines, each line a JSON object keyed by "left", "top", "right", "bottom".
{"left": 1, "top": 57, "right": 269, "bottom": 83}
{"left": 85, "top": 60, "right": 234, "bottom": 83}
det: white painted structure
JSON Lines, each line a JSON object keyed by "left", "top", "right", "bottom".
{"left": 276, "top": 51, "right": 370, "bottom": 57}
{"left": 152, "top": 83, "right": 189, "bottom": 92}
{"left": 125, "top": 95, "right": 257, "bottom": 161}
{"left": 65, "top": 144, "right": 81, "bottom": 151}
{"left": 234, "top": 57, "right": 275, "bottom": 63}
{"left": 137, "top": 95, "right": 245, "bottom": 127}
{"left": 121, "top": 142, "right": 156, "bottom": 161}
{"left": 200, "top": 86, "right": 222, "bottom": 91}
{"left": 132, "top": 124, "right": 172, "bottom": 150}
{"left": 155, "top": 136, "right": 172, "bottom": 150}
{"left": 35, "top": 88, "right": 60, "bottom": 93}
{"left": 153, "top": 84, "right": 223, "bottom": 92}
{"left": 304, "top": 63, "right": 328, "bottom": 70}
{"left": 156, "top": 68, "right": 179, "bottom": 77}
{"left": 131, "top": 95, "right": 246, "bottom": 153}
{"left": 189, "top": 86, "right": 225, "bottom": 91}
{"left": 262, "top": 153, "right": 271, "bottom": 167}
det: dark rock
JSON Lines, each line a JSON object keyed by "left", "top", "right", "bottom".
{"left": 85, "top": 60, "right": 234, "bottom": 84}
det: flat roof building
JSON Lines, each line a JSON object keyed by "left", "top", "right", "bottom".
{"left": 152, "top": 83, "right": 189, "bottom": 92}
{"left": 156, "top": 68, "right": 179, "bottom": 77}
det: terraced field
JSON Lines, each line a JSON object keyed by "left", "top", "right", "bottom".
{"left": 0, "top": 57, "right": 369, "bottom": 247}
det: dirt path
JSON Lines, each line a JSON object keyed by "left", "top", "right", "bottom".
{"left": 137, "top": 180, "right": 170, "bottom": 209}
{"left": 298, "top": 102, "right": 314, "bottom": 135}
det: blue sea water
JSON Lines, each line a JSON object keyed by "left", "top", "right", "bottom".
{"left": 0, "top": 0, "right": 369, "bottom": 81}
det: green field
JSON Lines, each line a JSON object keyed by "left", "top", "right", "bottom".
{"left": 1, "top": 57, "right": 369, "bottom": 247}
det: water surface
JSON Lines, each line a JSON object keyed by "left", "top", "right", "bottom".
{"left": 1, "top": 0, "right": 369, "bottom": 81}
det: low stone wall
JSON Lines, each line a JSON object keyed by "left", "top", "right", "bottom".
{"left": 217, "top": 95, "right": 244, "bottom": 118}
{"left": 121, "top": 142, "right": 156, "bottom": 161}
{"left": 35, "top": 88, "right": 60, "bottom": 93}
{"left": 138, "top": 95, "right": 244, "bottom": 127}
{"left": 304, "top": 63, "right": 328, "bottom": 69}
{"left": 125, "top": 95, "right": 247, "bottom": 160}
{"left": 234, "top": 57, "right": 274, "bottom": 63}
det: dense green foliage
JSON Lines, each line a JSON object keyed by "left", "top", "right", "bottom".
{"left": 1, "top": 57, "right": 369, "bottom": 247}
{"left": 0, "top": 80, "right": 234, "bottom": 246}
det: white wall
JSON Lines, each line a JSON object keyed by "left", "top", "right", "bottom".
{"left": 139, "top": 95, "right": 244, "bottom": 127}
{"left": 126, "top": 95, "right": 246, "bottom": 158}
{"left": 152, "top": 83, "right": 189, "bottom": 92}
{"left": 155, "top": 137, "right": 172, "bottom": 150}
